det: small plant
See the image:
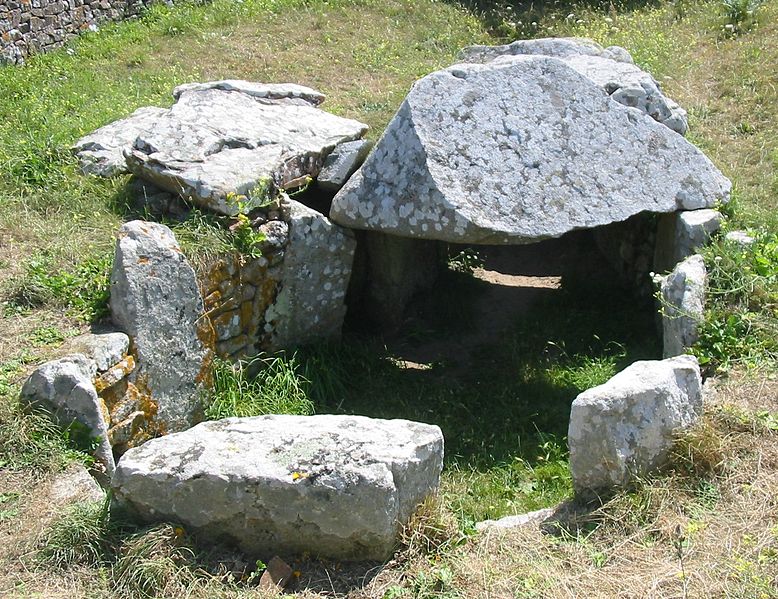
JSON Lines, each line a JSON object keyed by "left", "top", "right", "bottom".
{"left": 721, "top": 0, "right": 764, "bottom": 33}
{"left": 447, "top": 247, "right": 483, "bottom": 274}
{"left": 39, "top": 497, "right": 111, "bottom": 569}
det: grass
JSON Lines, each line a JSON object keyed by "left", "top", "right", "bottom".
{"left": 0, "top": 0, "right": 776, "bottom": 595}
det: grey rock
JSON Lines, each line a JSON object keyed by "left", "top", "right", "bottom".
{"left": 125, "top": 84, "right": 368, "bottom": 216}
{"left": 171, "top": 80, "right": 326, "bottom": 106}
{"left": 110, "top": 220, "right": 212, "bottom": 433}
{"left": 459, "top": 37, "right": 630, "bottom": 63}
{"left": 568, "top": 355, "right": 703, "bottom": 494}
{"left": 257, "top": 220, "right": 289, "bottom": 251}
{"left": 661, "top": 254, "right": 707, "bottom": 358}
{"left": 49, "top": 463, "right": 105, "bottom": 503}
{"left": 64, "top": 332, "right": 130, "bottom": 372}
{"left": 266, "top": 199, "right": 356, "bottom": 348}
{"left": 72, "top": 106, "right": 168, "bottom": 177}
{"left": 20, "top": 355, "right": 115, "bottom": 476}
{"left": 111, "top": 414, "right": 444, "bottom": 561}
{"left": 655, "top": 209, "right": 721, "bottom": 272}
{"left": 475, "top": 507, "right": 554, "bottom": 532}
{"left": 330, "top": 56, "right": 730, "bottom": 244}
{"left": 317, "top": 139, "right": 374, "bottom": 192}
{"left": 725, "top": 230, "right": 755, "bottom": 246}
{"left": 463, "top": 38, "right": 686, "bottom": 133}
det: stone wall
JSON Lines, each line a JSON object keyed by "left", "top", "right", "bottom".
{"left": 1, "top": 0, "right": 157, "bottom": 64}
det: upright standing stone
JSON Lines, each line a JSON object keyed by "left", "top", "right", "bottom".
{"left": 110, "top": 221, "right": 213, "bottom": 434}
{"left": 654, "top": 209, "right": 722, "bottom": 272}
{"left": 660, "top": 254, "right": 707, "bottom": 358}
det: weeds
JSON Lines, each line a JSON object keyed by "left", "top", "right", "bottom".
{"left": 722, "top": 0, "right": 764, "bottom": 34}
{"left": 204, "top": 354, "right": 314, "bottom": 420}
{"left": 39, "top": 497, "right": 111, "bottom": 569}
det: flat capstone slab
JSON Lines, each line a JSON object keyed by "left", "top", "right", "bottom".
{"left": 111, "top": 415, "right": 444, "bottom": 561}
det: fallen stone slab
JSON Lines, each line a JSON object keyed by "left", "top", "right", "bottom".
{"left": 20, "top": 355, "right": 115, "bottom": 477}
{"left": 72, "top": 106, "right": 168, "bottom": 177}
{"left": 171, "top": 80, "right": 326, "bottom": 106}
{"left": 725, "top": 230, "right": 755, "bottom": 246}
{"left": 461, "top": 38, "right": 687, "bottom": 134}
{"left": 317, "top": 139, "right": 373, "bottom": 192}
{"left": 110, "top": 220, "right": 213, "bottom": 434}
{"left": 661, "top": 254, "right": 707, "bottom": 358}
{"left": 124, "top": 81, "right": 368, "bottom": 215}
{"left": 111, "top": 415, "right": 444, "bottom": 561}
{"left": 330, "top": 56, "right": 730, "bottom": 244}
{"left": 568, "top": 355, "right": 703, "bottom": 495}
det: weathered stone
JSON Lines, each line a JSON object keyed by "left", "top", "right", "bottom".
{"left": 61, "top": 331, "right": 129, "bottom": 371}
{"left": 460, "top": 37, "right": 632, "bottom": 63}
{"left": 94, "top": 355, "right": 135, "bottom": 393}
{"left": 112, "top": 415, "right": 444, "bottom": 561}
{"left": 462, "top": 39, "right": 687, "bottom": 134}
{"left": 264, "top": 199, "right": 356, "bottom": 348}
{"left": 655, "top": 209, "right": 722, "bottom": 272}
{"left": 568, "top": 355, "right": 703, "bottom": 494}
{"left": 125, "top": 83, "right": 368, "bottom": 216}
{"left": 725, "top": 230, "right": 756, "bottom": 246}
{"left": 330, "top": 56, "right": 730, "bottom": 244}
{"left": 49, "top": 463, "right": 105, "bottom": 503}
{"left": 660, "top": 254, "right": 707, "bottom": 358}
{"left": 172, "top": 80, "right": 325, "bottom": 106}
{"left": 20, "top": 355, "right": 115, "bottom": 476}
{"left": 317, "top": 139, "right": 373, "bottom": 192}
{"left": 110, "top": 220, "right": 213, "bottom": 434}
{"left": 257, "top": 220, "right": 289, "bottom": 251}
{"left": 108, "top": 410, "right": 145, "bottom": 446}
{"left": 475, "top": 507, "right": 554, "bottom": 532}
{"left": 72, "top": 106, "right": 168, "bottom": 177}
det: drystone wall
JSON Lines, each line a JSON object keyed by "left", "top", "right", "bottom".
{"left": 0, "top": 0, "right": 157, "bottom": 64}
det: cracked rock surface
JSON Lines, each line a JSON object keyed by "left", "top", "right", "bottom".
{"left": 112, "top": 414, "right": 444, "bottom": 560}
{"left": 330, "top": 56, "right": 729, "bottom": 244}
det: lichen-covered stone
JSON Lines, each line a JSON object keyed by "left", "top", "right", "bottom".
{"left": 20, "top": 355, "right": 115, "bottom": 476}
{"left": 112, "top": 415, "right": 444, "bottom": 561}
{"left": 461, "top": 38, "right": 687, "bottom": 134}
{"left": 110, "top": 220, "right": 213, "bottom": 434}
{"left": 265, "top": 200, "right": 356, "bottom": 348}
{"left": 568, "top": 355, "right": 703, "bottom": 495}
{"left": 655, "top": 209, "right": 722, "bottom": 272}
{"left": 72, "top": 107, "right": 168, "bottom": 177}
{"left": 660, "top": 254, "right": 707, "bottom": 358}
{"left": 330, "top": 56, "right": 730, "bottom": 244}
{"left": 317, "top": 139, "right": 374, "bottom": 192}
{"left": 63, "top": 331, "right": 130, "bottom": 372}
{"left": 124, "top": 83, "right": 368, "bottom": 216}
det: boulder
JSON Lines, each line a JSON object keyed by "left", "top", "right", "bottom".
{"left": 655, "top": 209, "right": 722, "bottom": 272}
{"left": 62, "top": 331, "right": 130, "bottom": 372}
{"left": 72, "top": 106, "right": 168, "bottom": 177}
{"left": 725, "top": 230, "right": 755, "bottom": 246}
{"left": 568, "top": 355, "right": 703, "bottom": 495}
{"left": 111, "top": 415, "right": 444, "bottom": 561}
{"left": 264, "top": 200, "right": 357, "bottom": 348}
{"left": 317, "top": 139, "right": 374, "bottom": 192}
{"left": 124, "top": 81, "right": 368, "bottom": 215}
{"left": 661, "top": 254, "right": 707, "bottom": 358}
{"left": 459, "top": 37, "right": 633, "bottom": 63}
{"left": 110, "top": 220, "right": 213, "bottom": 434}
{"left": 475, "top": 507, "right": 554, "bottom": 532}
{"left": 330, "top": 56, "right": 730, "bottom": 244}
{"left": 20, "top": 355, "right": 115, "bottom": 476}
{"left": 461, "top": 38, "right": 687, "bottom": 134}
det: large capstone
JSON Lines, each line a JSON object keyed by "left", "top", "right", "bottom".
{"left": 111, "top": 415, "right": 444, "bottom": 561}
{"left": 110, "top": 220, "right": 213, "bottom": 434}
{"left": 568, "top": 355, "right": 703, "bottom": 495}
{"left": 330, "top": 56, "right": 729, "bottom": 244}
{"left": 72, "top": 107, "right": 169, "bottom": 177}
{"left": 123, "top": 81, "right": 368, "bottom": 215}
{"left": 460, "top": 38, "right": 687, "bottom": 134}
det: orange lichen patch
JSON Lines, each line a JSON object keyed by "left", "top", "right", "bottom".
{"left": 240, "top": 300, "right": 254, "bottom": 330}
{"left": 195, "top": 313, "right": 216, "bottom": 390}
{"left": 137, "top": 257, "right": 150, "bottom": 265}
{"left": 97, "top": 396, "right": 110, "bottom": 426}
{"left": 93, "top": 355, "right": 136, "bottom": 393}
{"left": 133, "top": 375, "right": 166, "bottom": 440}
{"left": 203, "top": 290, "right": 222, "bottom": 312}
